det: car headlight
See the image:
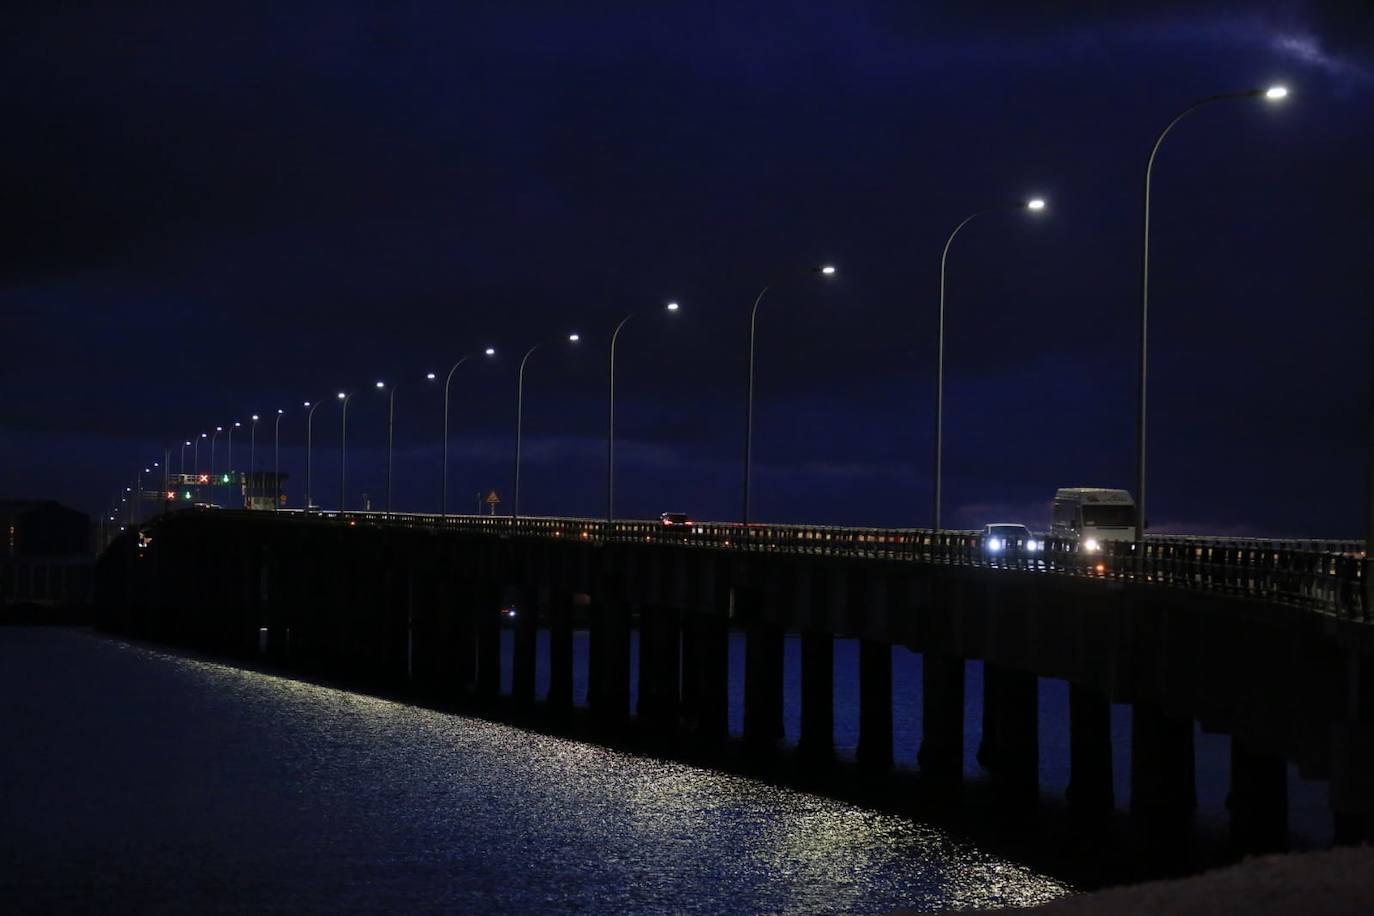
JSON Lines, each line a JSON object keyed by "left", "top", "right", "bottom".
{"left": 987, "top": 538, "right": 1002, "bottom": 552}
{"left": 1083, "top": 538, "right": 1099, "bottom": 553}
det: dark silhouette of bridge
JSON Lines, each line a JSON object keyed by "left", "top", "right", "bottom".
{"left": 98, "top": 508, "right": 1374, "bottom": 864}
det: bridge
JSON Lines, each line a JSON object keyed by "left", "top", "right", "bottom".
{"left": 98, "top": 508, "right": 1374, "bottom": 859}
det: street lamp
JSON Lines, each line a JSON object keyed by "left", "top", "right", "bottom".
{"left": 304, "top": 401, "right": 322, "bottom": 511}
{"left": 742, "top": 266, "right": 837, "bottom": 525}
{"left": 194, "top": 432, "right": 206, "bottom": 483}
{"left": 273, "top": 409, "right": 284, "bottom": 511}
{"left": 932, "top": 197, "right": 1046, "bottom": 531}
{"left": 514, "top": 334, "right": 580, "bottom": 519}
{"left": 225, "top": 421, "right": 241, "bottom": 507}
{"left": 338, "top": 392, "right": 354, "bottom": 513}
{"left": 376, "top": 380, "right": 396, "bottom": 517}
{"left": 180, "top": 440, "right": 191, "bottom": 476}
{"left": 210, "top": 426, "right": 222, "bottom": 497}
{"left": 436, "top": 347, "right": 497, "bottom": 517}
{"left": 608, "top": 302, "right": 680, "bottom": 522}
{"left": 1134, "top": 86, "right": 1288, "bottom": 542}
{"left": 249, "top": 415, "right": 260, "bottom": 474}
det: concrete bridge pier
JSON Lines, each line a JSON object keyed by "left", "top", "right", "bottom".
{"left": 1067, "top": 683, "right": 1115, "bottom": 816}
{"left": 857, "top": 640, "right": 893, "bottom": 773}
{"left": 917, "top": 651, "right": 964, "bottom": 791}
{"left": 511, "top": 585, "right": 539, "bottom": 710}
{"left": 682, "top": 611, "right": 729, "bottom": 744}
{"left": 1130, "top": 700, "right": 1197, "bottom": 854}
{"left": 980, "top": 663, "right": 1039, "bottom": 808}
{"left": 798, "top": 630, "right": 834, "bottom": 763}
{"left": 637, "top": 606, "right": 681, "bottom": 735}
{"left": 1227, "top": 736, "right": 1288, "bottom": 854}
{"left": 744, "top": 614, "right": 785, "bottom": 751}
{"left": 591, "top": 596, "right": 631, "bottom": 728}
{"left": 546, "top": 592, "right": 575, "bottom": 715}
{"left": 475, "top": 580, "right": 503, "bottom": 702}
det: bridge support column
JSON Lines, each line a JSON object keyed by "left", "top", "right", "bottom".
{"left": 475, "top": 581, "right": 502, "bottom": 702}
{"left": 981, "top": 663, "right": 1038, "bottom": 807}
{"left": 798, "top": 630, "right": 834, "bottom": 762}
{"left": 1228, "top": 736, "right": 1288, "bottom": 855}
{"left": 1067, "top": 683, "right": 1114, "bottom": 816}
{"left": 857, "top": 640, "right": 893, "bottom": 772}
{"left": 1130, "top": 701, "right": 1197, "bottom": 830}
{"left": 917, "top": 651, "right": 964, "bottom": 790}
{"left": 511, "top": 586, "right": 538, "bottom": 710}
{"left": 637, "top": 607, "right": 681, "bottom": 735}
{"left": 547, "top": 593, "right": 574, "bottom": 715}
{"left": 744, "top": 620, "right": 784, "bottom": 750}
{"left": 592, "top": 597, "right": 631, "bottom": 728}
{"left": 683, "top": 612, "right": 728, "bottom": 744}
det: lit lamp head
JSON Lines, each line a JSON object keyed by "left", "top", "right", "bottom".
{"left": 233, "top": 421, "right": 241, "bottom": 428}
{"left": 303, "top": 401, "right": 311, "bottom": 408}
{"left": 200, "top": 433, "right": 207, "bottom": 439}
{"left": 336, "top": 392, "right": 346, "bottom": 400}
{"left": 1263, "top": 85, "right": 1288, "bottom": 100}
{"left": 666, "top": 301, "right": 680, "bottom": 312}
{"left": 251, "top": 414, "right": 259, "bottom": 422}
{"left": 816, "top": 265, "right": 837, "bottom": 276}
{"left": 1026, "top": 198, "right": 1047, "bottom": 212}
{"left": 277, "top": 409, "right": 284, "bottom": 415}
{"left": 375, "top": 381, "right": 385, "bottom": 390}
{"left": 216, "top": 426, "right": 223, "bottom": 432}
{"left": 184, "top": 440, "right": 192, "bottom": 446}
{"left": 426, "top": 372, "right": 436, "bottom": 381}
{"left": 484, "top": 347, "right": 496, "bottom": 356}
{"left": 568, "top": 333, "right": 580, "bottom": 343}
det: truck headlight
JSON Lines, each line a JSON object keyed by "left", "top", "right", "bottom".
{"left": 1026, "top": 539, "right": 1040, "bottom": 552}
{"left": 1083, "top": 538, "right": 1099, "bottom": 553}
{"left": 987, "top": 538, "right": 1002, "bottom": 552}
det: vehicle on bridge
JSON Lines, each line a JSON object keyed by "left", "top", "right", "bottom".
{"left": 1051, "top": 488, "right": 1137, "bottom": 552}
{"left": 660, "top": 512, "right": 694, "bottom": 528}
{"left": 980, "top": 523, "right": 1041, "bottom": 556}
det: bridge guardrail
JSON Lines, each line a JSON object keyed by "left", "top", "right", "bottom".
{"left": 201, "top": 509, "right": 1368, "bottom": 621}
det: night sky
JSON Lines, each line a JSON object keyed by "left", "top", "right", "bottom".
{"left": 2, "top": 2, "right": 1371, "bottom": 536}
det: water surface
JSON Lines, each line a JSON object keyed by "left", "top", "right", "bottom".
{"left": 0, "top": 627, "right": 1070, "bottom": 914}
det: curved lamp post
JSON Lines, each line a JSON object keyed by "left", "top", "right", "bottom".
{"left": 249, "top": 415, "right": 260, "bottom": 475}
{"left": 180, "top": 440, "right": 190, "bottom": 476}
{"left": 933, "top": 198, "right": 1046, "bottom": 531}
{"left": 608, "top": 302, "right": 679, "bottom": 522}
{"left": 435, "top": 347, "right": 497, "bottom": 516}
{"left": 376, "top": 381, "right": 395, "bottom": 516}
{"left": 304, "top": 401, "right": 321, "bottom": 511}
{"left": 743, "top": 266, "right": 837, "bottom": 525}
{"left": 194, "top": 432, "right": 206, "bottom": 481}
{"left": 210, "top": 426, "right": 222, "bottom": 499}
{"left": 514, "top": 333, "right": 580, "bottom": 519}
{"left": 273, "top": 409, "right": 284, "bottom": 510}
{"left": 1134, "top": 86, "right": 1288, "bottom": 542}
{"left": 337, "top": 392, "right": 354, "bottom": 513}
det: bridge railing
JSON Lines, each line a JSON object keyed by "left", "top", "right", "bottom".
{"left": 216, "top": 509, "right": 1368, "bottom": 620}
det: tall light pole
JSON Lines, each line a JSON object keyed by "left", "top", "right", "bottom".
{"left": 933, "top": 198, "right": 1046, "bottom": 532}
{"left": 437, "top": 347, "right": 497, "bottom": 516}
{"left": 743, "top": 266, "right": 837, "bottom": 525}
{"left": 180, "top": 440, "right": 190, "bottom": 476}
{"left": 226, "top": 421, "right": 241, "bottom": 507}
{"left": 338, "top": 391, "right": 354, "bottom": 513}
{"left": 1134, "top": 85, "right": 1288, "bottom": 542}
{"left": 273, "top": 409, "right": 284, "bottom": 511}
{"left": 376, "top": 381, "right": 395, "bottom": 516}
{"left": 304, "top": 401, "right": 321, "bottom": 511}
{"left": 514, "top": 333, "right": 580, "bottom": 519}
{"left": 249, "top": 415, "right": 260, "bottom": 473}
{"left": 210, "top": 426, "right": 222, "bottom": 501}
{"left": 608, "top": 302, "right": 679, "bottom": 522}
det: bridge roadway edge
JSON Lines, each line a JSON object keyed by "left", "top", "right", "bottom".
{"left": 97, "top": 511, "right": 1374, "bottom": 852}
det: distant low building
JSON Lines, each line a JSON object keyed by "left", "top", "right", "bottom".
{"left": 0, "top": 500, "right": 94, "bottom": 616}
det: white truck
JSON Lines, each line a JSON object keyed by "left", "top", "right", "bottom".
{"left": 1050, "top": 488, "right": 1137, "bottom": 552}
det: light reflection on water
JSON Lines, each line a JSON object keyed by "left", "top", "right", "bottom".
{"left": 1, "top": 629, "right": 1070, "bottom": 914}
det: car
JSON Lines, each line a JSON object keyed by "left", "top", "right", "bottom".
{"left": 981, "top": 523, "right": 1041, "bottom": 555}
{"left": 659, "top": 512, "right": 694, "bottom": 528}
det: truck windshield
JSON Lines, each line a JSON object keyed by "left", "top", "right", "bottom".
{"left": 1082, "top": 506, "right": 1134, "bottom": 528}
